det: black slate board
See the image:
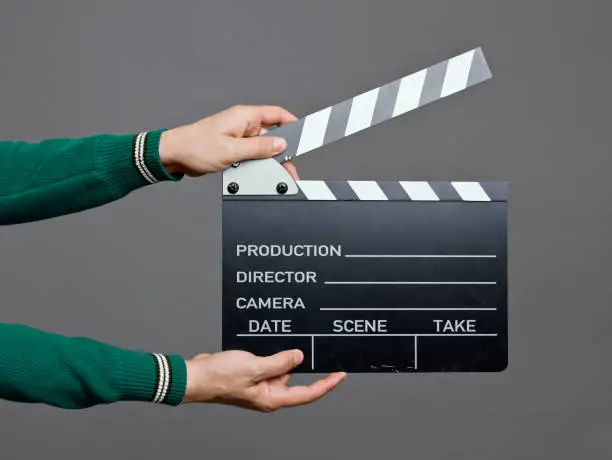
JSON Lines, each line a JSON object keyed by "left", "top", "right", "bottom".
{"left": 222, "top": 181, "right": 507, "bottom": 373}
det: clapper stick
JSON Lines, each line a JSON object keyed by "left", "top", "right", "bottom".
{"left": 223, "top": 47, "right": 492, "bottom": 196}
{"left": 265, "top": 47, "right": 491, "bottom": 164}
{"left": 221, "top": 47, "right": 507, "bottom": 373}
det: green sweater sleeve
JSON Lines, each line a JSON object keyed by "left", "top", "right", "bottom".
{"left": 0, "top": 129, "right": 181, "bottom": 225}
{"left": 0, "top": 323, "right": 187, "bottom": 409}
{"left": 0, "top": 131, "right": 188, "bottom": 408}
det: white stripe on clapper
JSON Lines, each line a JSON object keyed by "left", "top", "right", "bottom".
{"left": 297, "top": 181, "right": 337, "bottom": 200}
{"left": 345, "top": 88, "right": 380, "bottom": 136}
{"left": 451, "top": 182, "right": 491, "bottom": 201}
{"left": 392, "top": 69, "right": 427, "bottom": 116}
{"left": 440, "top": 49, "right": 476, "bottom": 98}
{"left": 399, "top": 181, "right": 439, "bottom": 201}
{"left": 348, "top": 181, "right": 388, "bottom": 200}
{"left": 296, "top": 107, "right": 333, "bottom": 156}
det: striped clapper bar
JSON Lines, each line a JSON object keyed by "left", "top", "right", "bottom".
{"left": 265, "top": 47, "right": 491, "bottom": 163}
{"left": 222, "top": 48, "right": 508, "bottom": 373}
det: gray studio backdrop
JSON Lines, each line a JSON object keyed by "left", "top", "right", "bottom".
{"left": 1, "top": 1, "right": 611, "bottom": 459}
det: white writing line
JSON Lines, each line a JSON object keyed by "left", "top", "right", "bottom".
{"left": 345, "top": 254, "right": 497, "bottom": 258}
{"left": 319, "top": 307, "right": 496, "bottom": 311}
{"left": 414, "top": 336, "right": 418, "bottom": 370}
{"left": 311, "top": 336, "right": 315, "bottom": 370}
{"left": 324, "top": 281, "right": 497, "bottom": 285}
{"left": 237, "top": 333, "right": 498, "bottom": 337}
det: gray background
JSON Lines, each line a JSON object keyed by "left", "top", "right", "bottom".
{"left": 0, "top": 0, "right": 610, "bottom": 458}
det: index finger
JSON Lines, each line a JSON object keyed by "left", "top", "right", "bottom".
{"left": 255, "top": 349, "right": 304, "bottom": 380}
{"left": 272, "top": 372, "right": 347, "bottom": 409}
{"left": 255, "top": 105, "right": 298, "bottom": 127}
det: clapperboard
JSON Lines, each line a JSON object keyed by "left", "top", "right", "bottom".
{"left": 222, "top": 47, "right": 508, "bottom": 373}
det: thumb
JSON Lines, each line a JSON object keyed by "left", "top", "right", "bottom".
{"left": 255, "top": 349, "right": 304, "bottom": 381}
{"left": 229, "top": 136, "right": 287, "bottom": 161}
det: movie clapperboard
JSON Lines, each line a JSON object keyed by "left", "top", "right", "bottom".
{"left": 222, "top": 47, "right": 508, "bottom": 373}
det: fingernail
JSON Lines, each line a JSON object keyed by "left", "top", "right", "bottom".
{"left": 273, "top": 138, "right": 287, "bottom": 153}
{"left": 293, "top": 349, "right": 304, "bottom": 362}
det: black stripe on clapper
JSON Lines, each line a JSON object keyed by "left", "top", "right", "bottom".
{"left": 267, "top": 118, "right": 305, "bottom": 163}
{"left": 480, "top": 182, "right": 509, "bottom": 201}
{"left": 326, "top": 181, "right": 359, "bottom": 200}
{"left": 429, "top": 181, "right": 462, "bottom": 201}
{"left": 467, "top": 47, "right": 492, "bottom": 87}
{"left": 371, "top": 79, "right": 401, "bottom": 126}
{"left": 377, "top": 181, "right": 411, "bottom": 200}
{"left": 323, "top": 99, "right": 353, "bottom": 144}
{"left": 419, "top": 61, "right": 448, "bottom": 106}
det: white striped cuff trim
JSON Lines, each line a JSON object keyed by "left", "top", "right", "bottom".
{"left": 158, "top": 354, "right": 170, "bottom": 403}
{"left": 134, "top": 132, "right": 158, "bottom": 185}
{"left": 451, "top": 182, "right": 491, "bottom": 201}
{"left": 152, "top": 353, "right": 170, "bottom": 403}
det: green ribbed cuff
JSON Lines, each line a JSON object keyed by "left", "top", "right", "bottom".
{"left": 94, "top": 129, "right": 182, "bottom": 199}
{"left": 114, "top": 351, "right": 157, "bottom": 402}
{"left": 165, "top": 354, "right": 188, "bottom": 406}
{"left": 143, "top": 129, "right": 184, "bottom": 183}
{"left": 116, "top": 351, "right": 187, "bottom": 406}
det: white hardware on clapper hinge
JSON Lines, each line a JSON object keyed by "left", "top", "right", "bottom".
{"left": 222, "top": 157, "right": 299, "bottom": 196}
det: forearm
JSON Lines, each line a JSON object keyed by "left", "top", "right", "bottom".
{"left": 0, "top": 130, "right": 181, "bottom": 225}
{"left": 0, "top": 323, "right": 186, "bottom": 409}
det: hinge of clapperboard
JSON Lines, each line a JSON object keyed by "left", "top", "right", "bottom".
{"left": 222, "top": 47, "right": 492, "bottom": 196}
